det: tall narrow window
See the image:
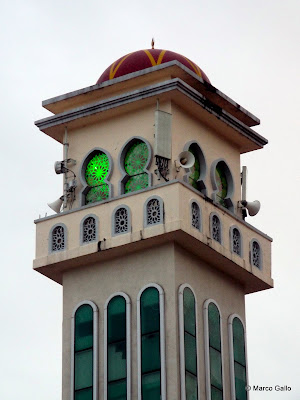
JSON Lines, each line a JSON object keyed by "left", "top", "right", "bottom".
{"left": 72, "top": 301, "right": 98, "bottom": 400}
{"left": 82, "top": 216, "right": 97, "bottom": 244}
{"left": 230, "top": 226, "right": 242, "bottom": 257}
{"left": 113, "top": 206, "right": 131, "bottom": 235}
{"left": 105, "top": 294, "right": 131, "bottom": 400}
{"left": 138, "top": 284, "right": 166, "bottom": 400}
{"left": 204, "top": 301, "right": 224, "bottom": 400}
{"left": 179, "top": 285, "right": 198, "bottom": 400}
{"left": 229, "top": 316, "right": 247, "bottom": 400}
{"left": 144, "top": 196, "right": 164, "bottom": 227}
{"left": 191, "top": 202, "right": 201, "bottom": 231}
{"left": 50, "top": 224, "right": 66, "bottom": 253}
{"left": 250, "top": 240, "right": 261, "bottom": 269}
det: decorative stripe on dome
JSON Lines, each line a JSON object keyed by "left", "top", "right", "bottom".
{"left": 109, "top": 53, "right": 133, "bottom": 80}
{"left": 143, "top": 50, "right": 167, "bottom": 66}
{"left": 183, "top": 56, "right": 203, "bottom": 78}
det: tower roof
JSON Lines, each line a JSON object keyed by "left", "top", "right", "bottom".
{"left": 97, "top": 49, "right": 210, "bottom": 84}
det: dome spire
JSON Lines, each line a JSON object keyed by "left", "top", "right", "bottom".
{"left": 151, "top": 38, "right": 155, "bottom": 49}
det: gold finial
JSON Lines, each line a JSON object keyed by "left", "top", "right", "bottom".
{"left": 151, "top": 38, "right": 155, "bottom": 49}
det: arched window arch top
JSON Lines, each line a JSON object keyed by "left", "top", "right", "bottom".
{"left": 144, "top": 195, "right": 164, "bottom": 227}
{"left": 183, "top": 141, "right": 207, "bottom": 195}
{"left": 71, "top": 300, "right": 99, "bottom": 400}
{"left": 119, "top": 137, "right": 152, "bottom": 195}
{"left": 80, "top": 214, "right": 99, "bottom": 245}
{"left": 49, "top": 223, "right": 67, "bottom": 253}
{"left": 137, "top": 283, "right": 166, "bottom": 400}
{"left": 210, "top": 159, "right": 234, "bottom": 211}
{"left": 79, "top": 147, "right": 113, "bottom": 206}
{"left": 228, "top": 314, "right": 248, "bottom": 400}
{"left": 229, "top": 225, "right": 243, "bottom": 257}
{"left": 250, "top": 239, "right": 262, "bottom": 269}
{"left": 104, "top": 292, "right": 131, "bottom": 400}
{"left": 112, "top": 205, "right": 131, "bottom": 236}
{"left": 190, "top": 200, "right": 202, "bottom": 231}
{"left": 210, "top": 212, "right": 222, "bottom": 244}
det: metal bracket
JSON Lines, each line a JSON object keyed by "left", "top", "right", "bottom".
{"left": 154, "top": 156, "right": 169, "bottom": 182}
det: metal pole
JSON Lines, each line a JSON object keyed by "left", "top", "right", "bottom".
{"left": 63, "top": 127, "right": 68, "bottom": 210}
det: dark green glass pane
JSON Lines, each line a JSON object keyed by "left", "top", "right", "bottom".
{"left": 75, "top": 387, "right": 93, "bottom": 400}
{"left": 186, "top": 371, "right": 198, "bottom": 400}
{"left": 124, "top": 141, "right": 148, "bottom": 175}
{"left": 209, "top": 347, "right": 222, "bottom": 391}
{"left": 125, "top": 173, "right": 148, "bottom": 193}
{"left": 75, "top": 349, "right": 93, "bottom": 390}
{"left": 108, "top": 296, "right": 126, "bottom": 344}
{"left": 108, "top": 379, "right": 126, "bottom": 400}
{"left": 184, "top": 288, "right": 196, "bottom": 336}
{"left": 211, "top": 386, "right": 223, "bottom": 400}
{"left": 234, "top": 362, "right": 247, "bottom": 400}
{"left": 188, "top": 147, "right": 200, "bottom": 189}
{"left": 141, "top": 288, "right": 160, "bottom": 335}
{"left": 215, "top": 165, "right": 227, "bottom": 206}
{"left": 142, "top": 371, "right": 161, "bottom": 400}
{"left": 184, "top": 332, "right": 197, "bottom": 375}
{"left": 86, "top": 184, "right": 109, "bottom": 204}
{"left": 108, "top": 341, "right": 126, "bottom": 382}
{"left": 75, "top": 305, "right": 93, "bottom": 352}
{"left": 208, "top": 303, "right": 221, "bottom": 351}
{"left": 142, "top": 332, "right": 160, "bottom": 373}
{"left": 233, "top": 318, "right": 246, "bottom": 366}
{"left": 85, "top": 152, "right": 109, "bottom": 186}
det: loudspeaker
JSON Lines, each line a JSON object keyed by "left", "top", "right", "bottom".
{"left": 177, "top": 151, "right": 195, "bottom": 169}
{"left": 47, "top": 197, "right": 64, "bottom": 213}
{"left": 241, "top": 200, "right": 261, "bottom": 216}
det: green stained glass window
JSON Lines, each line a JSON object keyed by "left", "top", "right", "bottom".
{"left": 107, "top": 296, "right": 127, "bottom": 400}
{"left": 183, "top": 288, "right": 198, "bottom": 399}
{"left": 124, "top": 141, "right": 148, "bottom": 175}
{"left": 125, "top": 173, "right": 148, "bottom": 193}
{"left": 140, "top": 287, "right": 161, "bottom": 399}
{"left": 215, "top": 165, "right": 228, "bottom": 206}
{"left": 232, "top": 318, "right": 247, "bottom": 400}
{"left": 208, "top": 303, "right": 223, "bottom": 398}
{"left": 85, "top": 153, "right": 109, "bottom": 186}
{"left": 142, "top": 372, "right": 161, "bottom": 400}
{"left": 74, "top": 304, "right": 94, "bottom": 399}
{"left": 188, "top": 147, "right": 200, "bottom": 189}
{"left": 86, "top": 184, "right": 109, "bottom": 203}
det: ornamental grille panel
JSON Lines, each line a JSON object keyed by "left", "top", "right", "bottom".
{"left": 252, "top": 241, "right": 261, "bottom": 268}
{"left": 191, "top": 202, "right": 200, "bottom": 230}
{"left": 52, "top": 225, "right": 65, "bottom": 251}
{"left": 83, "top": 217, "right": 96, "bottom": 243}
{"left": 212, "top": 215, "right": 221, "bottom": 243}
{"left": 232, "top": 228, "right": 241, "bottom": 256}
{"left": 115, "top": 208, "right": 129, "bottom": 234}
{"left": 147, "top": 199, "right": 162, "bottom": 225}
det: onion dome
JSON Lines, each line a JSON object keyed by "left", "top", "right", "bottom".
{"left": 97, "top": 49, "right": 210, "bottom": 84}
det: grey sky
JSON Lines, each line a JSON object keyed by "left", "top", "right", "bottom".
{"left": 0, "top": 0, "right": 299, "bottom": 399}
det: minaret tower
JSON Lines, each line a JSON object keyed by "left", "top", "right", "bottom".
{"left": 34, "top": 46, "right": 273, "bottom": 400}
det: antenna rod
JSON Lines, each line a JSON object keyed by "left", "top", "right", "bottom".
{"left": 63, "top": 127, "right": 69, "bottom": 210}
{"left": 241, "top": 166, "right": 247, "bottom": 201}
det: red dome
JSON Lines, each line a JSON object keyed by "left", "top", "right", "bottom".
{"left": 97, "top": 49, "right": 210, "bottom": 84}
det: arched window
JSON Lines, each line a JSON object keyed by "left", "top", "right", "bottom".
{"left": 210, "top": 213, "right": 222, "bottom": 244}
{"left": 179, "top": 285, "right": 199, "bottom": 400}
{"left": 144, "top": 196, "right": 164, "bottom": 227}
{"left": 191, "top": 201, "right": 201, "bottom": 231}
{"left": 112, "top": 206, "right": 131, "bottom": 236}
{"left": 183, "top": 141, "right": 207, "bottom": 195}
{"left": 71, "top": 301, "right": 98, "bottom": 400}
{"left": 210, "top": 159, "right": 234, "bottom": 211}
{"left": 137, "top": 284, "right": 166, "bottom": 400}
{"left": 250, "top": 240, "right": 262, "bottom": 269}
{"left": 204, "top": 301, "right": 224, "bottom": 400}
{"left": 230, "top": 226, "right": 242, "bottom": 257}
{"left": 119, "top": 137, "right": 152, "bottom": 194}
{"left": 229, "top": 316, "right": 248, "bottom": 400}
{"left": 81, "top": 215, "right": 98, "bottom": 245}
{"left": 49, "top": 223, "right": 66, "bottom": 253}
{"left": 104, "top": 293, "right": 131, "bottom": 400}
{"left": 80, "top": 148, "right": 112, "bottom": 206}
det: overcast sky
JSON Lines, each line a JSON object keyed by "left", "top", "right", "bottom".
{"left": 0, "top": 0, "right": 299, "bottom": 399}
